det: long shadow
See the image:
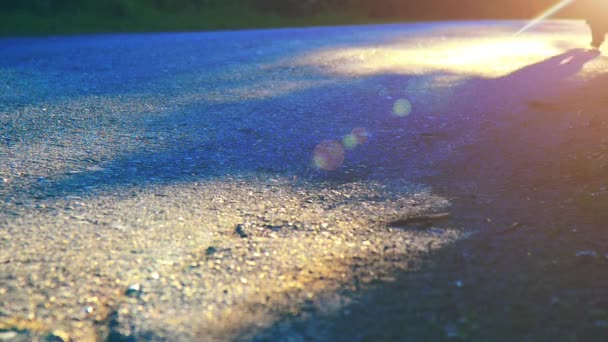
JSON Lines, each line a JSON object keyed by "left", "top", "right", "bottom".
{"left": 469, "top": 48, "right": 601, "bottom": 116}
{"left": 5, "top": 48, "right": 601, "bottom": 203}
{"left": 503, "top": 48, "right": 598, "bottom": 85}
{"left": 352, "top": 48, "right": 602, "bottom": 183}
{"left": 241, "top": 51, "right": 608, "bottom": 340}
{"left": 24, "top": 71, "right": 427, "bottom": 198}
{"left": 2, "top": 32, "right": 605, "bottom": 340}
{"left": 430, "top": 48, "right": 602, "bottom": 192}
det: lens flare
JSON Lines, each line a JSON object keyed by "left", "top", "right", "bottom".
{"left": 342, "top": 134, "right": 358, "bottom": 150}
{"left": 342, "top": 127, "right": 369, "bottom": 150}
{"left": 516, "top": 0, "right": 575, "bottom": 35}
{"left": 351, "top": 127, "right": 369, "bottom": 144}
{"left": 393, "top": 99, "right": 412, "bottom": 117}
{"left": 313, "top": 140, "right": 345, "bottom": 171}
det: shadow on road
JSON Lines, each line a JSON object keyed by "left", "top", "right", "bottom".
{"left": 11, "top": 48, "right": 600, "bottom": 201}
{"left": 2, "top": 31, "right": 608, "bottom": 341}
{"left": 231, "top": 50, "right": 608, "bottom": 341}
{"left": 503, "top": 48, "right": 599, "bottom": 86}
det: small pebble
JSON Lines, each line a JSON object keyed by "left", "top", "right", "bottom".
{"left": 235, "top": 224, "right": 248, "bottom": 238}
{"left": 126, "top": 283, "right": 142, "bottom": 297}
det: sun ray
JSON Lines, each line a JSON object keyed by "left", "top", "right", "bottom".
{"left": 516, "top": 0, "right": 576, "bottom": 35}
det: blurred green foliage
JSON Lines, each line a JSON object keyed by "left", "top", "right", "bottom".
{"left": 0, "top": 0, "right": 588, "bottom": 36}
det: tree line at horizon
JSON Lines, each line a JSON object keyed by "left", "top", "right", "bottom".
{"left": 0, "top": 0, "right": 591, "bottom": 19}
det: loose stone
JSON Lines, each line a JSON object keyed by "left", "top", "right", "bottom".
{"left": 235, "top": 224, "right": 249, "bottom": 238}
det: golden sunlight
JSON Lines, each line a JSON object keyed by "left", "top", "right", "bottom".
{"left": 295, "top": 27, "right": 591, "bottom": 78}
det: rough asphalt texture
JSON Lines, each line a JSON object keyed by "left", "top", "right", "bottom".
{"left": 1, "top": 20, "right": 608, "bottom": 341}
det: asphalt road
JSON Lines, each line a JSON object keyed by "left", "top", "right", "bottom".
{"left": 1, "top": 20, "right": 608, "bottom": 341}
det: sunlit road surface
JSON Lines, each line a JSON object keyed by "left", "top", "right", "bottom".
{"left": 1, "top": 21, "right": 607, "bottom": 341}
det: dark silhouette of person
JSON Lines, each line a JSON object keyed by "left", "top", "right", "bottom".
{"left": 582, "top": 0, "right": 608, "bottom": 48}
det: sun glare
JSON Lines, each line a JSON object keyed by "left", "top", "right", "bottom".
{"left": 294, "top": 26, "right": 588, "bottom": 78}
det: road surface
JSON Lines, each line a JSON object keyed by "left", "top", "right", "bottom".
{"left": 1, "top": 20, "right": 608, "bottom": 341}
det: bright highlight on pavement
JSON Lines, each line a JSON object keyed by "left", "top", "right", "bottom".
{"left": 296, "top": 31, "right": 583, "bottom": 78}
